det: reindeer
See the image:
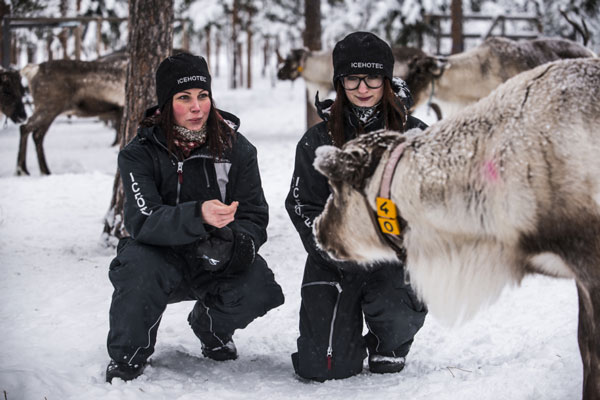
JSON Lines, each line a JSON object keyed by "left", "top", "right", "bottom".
{"left": 17, "top": 58, "right": 126, "bottom": 175}
{"left": 277, "top": 46, "right": 429, "bottom": 106}
{"left": 404, "top": 36, "right": 596, "bottom": 119}
{"left": 312, "top": 58, "right": 600, "bottom": 399}
{"left": 0, "top": 67, "right": 27, "bottom": 124}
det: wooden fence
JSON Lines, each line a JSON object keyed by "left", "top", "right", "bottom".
{"left": 425, "top": 13, "right": 542, "bottom": 55}
{"left": 1, "top": 16, "right": 189, "bottom": 68}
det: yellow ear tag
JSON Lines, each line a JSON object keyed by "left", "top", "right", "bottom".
{"left": 376, "top": 197, "right": 401, "bottom": 235}
{"left": 376, "top": 197, "right": 397, "bottom": 219}
{"left": 297, "top": 66, "right": 304, "bottom": 72}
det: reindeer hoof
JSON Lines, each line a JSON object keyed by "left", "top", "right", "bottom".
{"left": 15, "top": 166, "right": 30, "bottom": 176}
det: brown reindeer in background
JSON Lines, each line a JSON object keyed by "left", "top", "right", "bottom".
{"left": 17, "top": 58, "right": 126, "bottom": 175}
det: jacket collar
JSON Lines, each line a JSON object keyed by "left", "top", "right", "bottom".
{"left": 138, "top": 106, "right": 241, "bottom": 146}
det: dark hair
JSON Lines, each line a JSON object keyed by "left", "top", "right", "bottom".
{"left": 140, "top": 95, "right": 234, "bottom": 159}
{"left": 327, "top": 78, "right": 407, "bottom": 147}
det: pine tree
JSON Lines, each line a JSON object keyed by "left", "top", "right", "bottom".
{"left": 103, "top": 0, "right": 174, "bottom": 242}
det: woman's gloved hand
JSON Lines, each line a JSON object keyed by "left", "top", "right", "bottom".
{"left": 195, "top": 227, "right": 255, "bottom": 272}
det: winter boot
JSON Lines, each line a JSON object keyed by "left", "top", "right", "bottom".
{"left": 187, "top": 309, "right": 238, "bottom": 361}
{"left": 105, "top": 360, "right": 146, "bottom": 383}
{"left": 368, "top": 354, "right": 406, "bottom": 374}
{"left": 201, "top": 338, "right": 238, "bottom": 361}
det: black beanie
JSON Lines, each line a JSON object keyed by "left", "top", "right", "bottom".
{"left": 155, "top": 53, "right": 211, "bottom": 110}
{"left": 332, "top": 32, "right": 394, "bottom": 87}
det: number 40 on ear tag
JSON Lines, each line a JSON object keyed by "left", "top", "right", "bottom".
{"left": 376, "top": 197, "right": 401, "bottom": 235}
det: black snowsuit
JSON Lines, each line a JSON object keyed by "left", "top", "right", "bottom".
{"left": 285, "top": 92, "right": 428, "bottom": 381}
{"left": 107, "top": 109, "right": 284, "bottom": 366}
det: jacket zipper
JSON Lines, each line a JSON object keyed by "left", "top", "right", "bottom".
{"left": 174, "top": 155, "right": 212, "bottom": 205}
{"left": 150, "top": 133, "right": 215, "bottom": 205}
{"left": 302, "top": 281, "right": 342, "bottom": 371}
{"left": 176, "top": 162, "right": 183, "bottom": 204}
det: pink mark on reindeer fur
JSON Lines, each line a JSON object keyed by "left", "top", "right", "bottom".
{"left": 483, "top": 160, "right": 500, "bottom": 182}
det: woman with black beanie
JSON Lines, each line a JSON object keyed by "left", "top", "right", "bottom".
{"left": 285, "top": 32, "right": 428, "bottom": 381}
{"left": 105, "top": 52, "right": 284, "bottom": 383}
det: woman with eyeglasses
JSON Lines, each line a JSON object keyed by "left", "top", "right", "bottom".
{"left": 284, "top": 32, "right": 428, "bottom": 382}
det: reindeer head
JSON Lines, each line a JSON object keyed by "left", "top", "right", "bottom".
{"left": 0, "top": 68, "right": 27, "bottom": 123}
{"left": 276, "top": 49, "right": 308, "bottom": 81}
{"left": 404, "top": 55, "right": 447, "bottom": 109}
{"left": 313, "top": 131, "right": 406, "bottom": 265}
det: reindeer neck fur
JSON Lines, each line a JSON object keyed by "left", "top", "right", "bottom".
{"left": 369, "top": 59, "right": 600, "bottom": 324}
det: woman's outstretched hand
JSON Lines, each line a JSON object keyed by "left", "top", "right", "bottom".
{"left": 201, "top": 200, "right": 239, "bottom": 228}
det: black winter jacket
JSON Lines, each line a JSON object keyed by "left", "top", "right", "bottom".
{"left": 119, "top": 109, "right": 268, "bottom": 251}
{"left": 285, "top": 88, "right": 428, "bottom": 269}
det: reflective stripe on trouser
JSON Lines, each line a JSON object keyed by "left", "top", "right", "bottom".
{"left": 107, "top": 239, "right": 284, "bottom": 364}
{"left": 293, "top": 257, "right": 426, "bottom": 381}
{"left": 187, "top": 254, "right": 285, "bottom": 345}
{"left": 107, "top": 239, "right": 183, "bottom": 365}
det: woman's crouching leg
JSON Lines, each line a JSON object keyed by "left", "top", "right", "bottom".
{"left": 188, "top": 254, "right": 284, "bottom": 340}
{"left": 107, "top": 238, "right": 184, "bottom": 366}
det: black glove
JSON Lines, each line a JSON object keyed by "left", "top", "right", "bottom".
{"left": 195, "top": 228, "right": 255, "bottom": 273}
{"left": 195, "top": 227, "right": 235, "bottom": 272}
{"left": 227, "top": 232, "right": 256, "bottom": 272}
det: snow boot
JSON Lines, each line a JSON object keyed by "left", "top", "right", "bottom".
{"left": 368, "top": 354, "right": 406, "bottom": 374}
{"left": 105, "top": 360, "right": 146, "bottom": 383}
{"left": 201, "top": 338, "right": 238, "bottom": 361}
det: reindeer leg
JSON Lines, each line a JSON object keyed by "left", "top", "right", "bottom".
{"left": 111, "top": 107, "right": 123, "bottom": 147}
{"left": 576, "top": 281, "right": 600, "bottom": 400}
{"left": 32, "top": 122, "right": 53, "bottom": 175}
{"left": 17, "top": 123, "right": 32, "bottom": 176}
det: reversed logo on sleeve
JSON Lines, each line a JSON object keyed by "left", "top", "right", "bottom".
{"left": 292, "top": 176, "right": 312, "bottom": 228}
{"left": 129, "top": 173, "right": 153, "bottom": 216}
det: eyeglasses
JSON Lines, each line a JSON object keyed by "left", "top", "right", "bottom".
{"left": 341, "top": 75, "right": 384, "bottom": 90}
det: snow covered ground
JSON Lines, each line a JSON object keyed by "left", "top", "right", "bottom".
{"left": 0, "top": 71, "right": 583, "bottom": 400}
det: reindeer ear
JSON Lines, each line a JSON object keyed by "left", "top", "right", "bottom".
{"left": 314, "top": 145, "right": 368, "bottom": 186}
{"left": 314, "top": 145, "right": 347, "bottom": 181}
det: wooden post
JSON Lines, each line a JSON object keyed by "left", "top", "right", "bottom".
{"left": 262, "top": 35, "right": 269, "bottom": 77}
{"left": 237, "top": 41, "right": 243, "bottom": 87}
{"left": 246, "top": 26, "right": 252, "bottom": 89}
{"left": 181, "top": 20, "right": 189, "bottom": 51}
{"left": 74, "top": 24, "right": 82, "bottom": 60}
{"left": 2, "top": 15, "right": 11, "bottom": 67}
{"left": 450, "top": 0, "right": 463, "bottom": 54}
{"left": 0, "top": 1, "right": 10, "bottom": 67}
{"left": 96, "top": 17, "right": 102, "bottom": 57}
{"left": 58, "top": 28, "right": 69, "bottom": 59}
